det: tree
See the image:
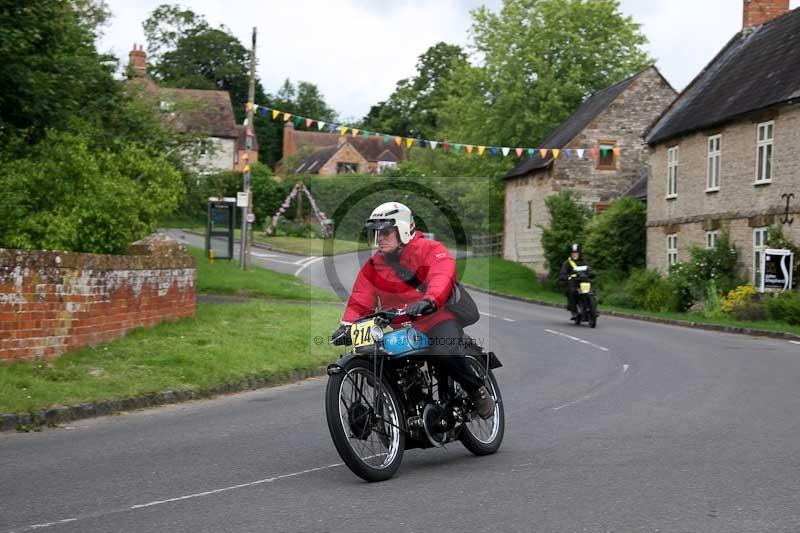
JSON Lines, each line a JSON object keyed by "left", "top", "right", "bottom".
{"left": 438, "top": 0, "right": 653, "bottom": 148}
{"left": 362, "top": 42, "right": 467, "bottom": 138}
{"left": 583, "top": 197, "right": 646, "bottom": 275}
{"left": 142, "top": 4, "right": 209, "bottom": 63}
{"left": 540, "top": 191, "right": 591, "bottom": 280}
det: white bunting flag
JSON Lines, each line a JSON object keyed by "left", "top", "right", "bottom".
{"left": 576, "top": 149, "right": 585, "bottom": 159}
{"left": 429, "top": 141, "right": 438, "bottom": 150}
{"left": 501, "top": 147, "right": 510, "bottom": 157}
{"left": 317, "top": 121, "right": 326, "bottom": 130}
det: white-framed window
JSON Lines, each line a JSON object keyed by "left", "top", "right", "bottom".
{"left": 378, "top": 161, "right": 398, "bottom": 173}
{"left": 705, "top": 230, "right": 719, "bottom": 249}
{"left": 753, "top": 227, "right": 768, "bottom": 287}
{"left": 667, "top": 234, "right": 678, "bottom": 267}
{"left": 666, "top": 146, "right": 679, "bottom": 198}
{"left": 706, "top": 135, "right": 721, "bottom": 191}
{"left": 755, "top": 121, "right": 774, "bottom": 184}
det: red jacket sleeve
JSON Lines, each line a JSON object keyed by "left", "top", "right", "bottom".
{"left": 421, "top": 241, "right": 456, "bottom": 310}
{"left": 342, "top": 259, "right": 376, "bottom": 323}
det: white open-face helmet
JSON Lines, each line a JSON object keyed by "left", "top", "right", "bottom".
{"left": 364, "top": 202, "right": 416, "bottom": 245}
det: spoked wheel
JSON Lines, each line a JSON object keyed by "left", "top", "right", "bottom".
{"left": 458, "top": 355, "right": 504, "bottom": 456}
{"left": 325, "top": 358, "right": 405, "bottom": 482}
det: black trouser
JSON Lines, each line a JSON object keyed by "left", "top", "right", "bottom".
{"left": 566, "top": 285, "right": 579, "bottom": 313}
{"left": 425, "top": 319, "right": 484, "bottom": 395}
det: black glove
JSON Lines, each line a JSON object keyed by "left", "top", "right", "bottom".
{"left": 331, "top": 324, "right": 352, "bottom": 345}
{"left": 407, "top": 299, "right": 436, "bottom": 317}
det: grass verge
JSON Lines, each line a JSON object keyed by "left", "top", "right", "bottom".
{"left": 0, "top": 301, "right": 343, "bottom": 414}
{"left": 188, "top": 246, "right": 338, "bottom": 302}
{"left": 459, "top": 256, "right": 800, "bottom": 336}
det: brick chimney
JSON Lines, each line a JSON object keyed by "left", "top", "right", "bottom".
{"left": 128, "top": 44, "right": 147, "bottom": 77}
{"left": 743, "top": 0, "right": 790, "bottom": 30}
{"left": 283, "top": 122, "right": 297, "bottom": 158}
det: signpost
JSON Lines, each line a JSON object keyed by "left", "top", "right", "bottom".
{"left": 760, "top": 248, "right": 794, "bottom": 292}
{"left": 239, "top": 27, "right": 257, "bottom": 270}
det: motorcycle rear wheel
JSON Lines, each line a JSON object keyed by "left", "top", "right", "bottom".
{"left": 325, "top": 358, "right": 405, "bottom": 482}
{"left": 459, "top": 355, "right": 505, "bottom": 456}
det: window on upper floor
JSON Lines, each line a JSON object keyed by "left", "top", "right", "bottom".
{"left": 706, "top": 135, "right": 721, "bottom": 191}
{"left": 337, "top": 162, "right": 358, "bottom": 174}
{"left": 755, "top": 121, "right": 774, "bottom": 184}
{"left": 596, "top": 141, "right": 617, "bottom": 170}
{"left": 667, "top": 234, "right": 678, "bottom": 267}
{"left": 666, "top": 146, "right": 679, "bottom": 198}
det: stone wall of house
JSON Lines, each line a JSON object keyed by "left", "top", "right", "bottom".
{"left": 647, "top": 103, "right": 800, "bottom": 278}
{"left": 318, "top": 143, "right": 370, "bottom": 176}
{"left": 0, "top": 234, "right": 195, "bottom": 362}
{"left": 504, "top": 67, "right": 677, "bottom": 272}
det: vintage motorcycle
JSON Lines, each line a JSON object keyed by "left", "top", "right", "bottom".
{"left": 325, "top": 308, "right": 504, "bottom": 482}
{"left": 571, "top": 265, "right": 598, "bottom": 328}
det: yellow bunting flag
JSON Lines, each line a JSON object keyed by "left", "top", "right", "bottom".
{"left": 272, "top": 110, "right": 280, "bottom": 120}
{"left": 242, "top": 152, "right": 249, "bottom": 161}
{"left": 246, "top": 102, "right": 253, "bottom": 112}
{"left": 405, "top": 138, "right": 415, "bottom": 148}
{"left": 283, "top": 113, "right": 292, "bottom": 122}
{"left": 242, "top": 165, "right": 250, "bottom": 173}
{"left": 539, "top": 148, "right": 548, "bottom": 158}
{"left": 350, "top": 129, "right": 358, "bottom": 136}
{"left": 613, "top": 147, "right": 621, "bottom": 157}
{"left": 394, "top": 136, "right": 402, "bottom": 146}
{"left": 477, "top": 146, "right": 486, "bottom": 156}
{"left": 466, "top": 144, "right": 473, "bottom": 154}
{"left": 339, "top": 127, "right": 348, "bottom": 135}
{"left": 552, "top": 149, "right": 560, "bottom": 159}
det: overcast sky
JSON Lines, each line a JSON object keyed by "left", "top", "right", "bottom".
{"left": 98, "top": 0, "right": 800, "bottom": 121}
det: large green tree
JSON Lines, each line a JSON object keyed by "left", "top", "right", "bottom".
{"left": 362, "top": 42, "right": 467, "bottom": 138}
{"left": 439, "top": 0, "right": 653, "bottom": 147}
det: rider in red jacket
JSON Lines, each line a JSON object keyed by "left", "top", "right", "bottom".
{"left": 331, "top": 202, "right": 495, "bottom": 418}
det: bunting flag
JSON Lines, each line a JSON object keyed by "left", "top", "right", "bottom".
{"left": 253, "top": 103, "right": 623, "bottom": 162}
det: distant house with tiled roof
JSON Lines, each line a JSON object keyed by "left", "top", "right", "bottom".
{"left": 280, "top": 123, "right": 406, "bottom": 175}
{"left": 126, "top": 45, "right": 253, "bottom": 173}
{"left": 503, "top": 66, "right": 676, "bottom": 272}
{"left": 645, "top": 0, "right": 800, "bottom": 286}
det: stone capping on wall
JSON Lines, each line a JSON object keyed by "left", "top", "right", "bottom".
{"left": 0, "top": 233, "right": 196, "bottom": 362}
{"left": 648, "top": 207, "right": 799, "bottom": 227}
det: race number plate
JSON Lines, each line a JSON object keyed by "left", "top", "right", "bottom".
{"left": 579, "top": 282, "right": 591, "bottom": 294}
{"left": 350, "top": 319, "right": 376, "bottom": 348}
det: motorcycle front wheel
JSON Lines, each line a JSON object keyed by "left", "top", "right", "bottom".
{"left": 325, "top": 358, "right": 405, "bottom": 482}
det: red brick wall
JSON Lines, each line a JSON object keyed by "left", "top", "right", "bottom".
{"left": 0, "top": 236, "right": 196, "bottom": 361}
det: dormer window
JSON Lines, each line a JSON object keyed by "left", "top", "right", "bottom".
{"left": 597, "top": 141, "right": 617, "bottom": 170}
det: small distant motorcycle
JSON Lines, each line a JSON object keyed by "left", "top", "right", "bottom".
{"left": 325, "top": 307, "right": 504, "bottom": 482}
{"left": 571, "top": 266, "right": 598, "bottom": 328}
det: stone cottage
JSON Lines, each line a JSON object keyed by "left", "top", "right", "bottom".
{"left": 645, "top": 0, "right": 800, "bottom": 286}
{"left": 503, "top": 66, "right": 677, "bottom": 272}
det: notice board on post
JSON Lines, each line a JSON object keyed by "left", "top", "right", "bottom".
{"left": 760, "top": 248, "right": 794, "bottom": 292}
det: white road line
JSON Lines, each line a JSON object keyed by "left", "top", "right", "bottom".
{"left": 294, "top": 256, "right": 319, "bottom": 266}
{"left": 480, "top": 311, "right": 497, "bottom": 318}
{"left": 501, "top": 317, "right": 516, "bottom": 323}
{"left": 790, "top": 341, "right": 800, "bottom": 346}
{"left": 250, "top": 252, "right": 280, "bottom": 258}
{"left": 480, "top": 311, "right": 516, "bottom": 322}
{"left": 294, "top": 256, "right": 323, "bottom": 277}
{"left": 552, "top": 363, "right": 630, "bottom": 411}
{"left": 14, "top": 463, "right": 344, "bottom": 531}
{"left": 544, "top": 328, "right": 610, "bottom": 352}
